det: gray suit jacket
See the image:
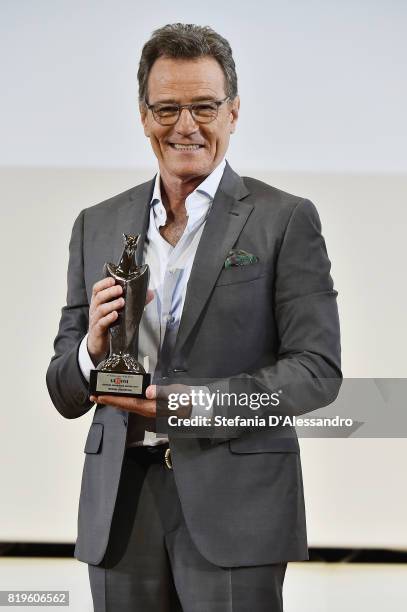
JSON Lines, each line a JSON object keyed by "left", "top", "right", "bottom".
{"left": 46, "top": 162, "right": 341, "bottom": 567}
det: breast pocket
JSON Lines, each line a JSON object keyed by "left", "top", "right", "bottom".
{"left": 215, "top": 263, "right": 265, "bottom": 286}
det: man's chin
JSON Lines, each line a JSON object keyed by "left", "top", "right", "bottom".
{"left": 162, "top": 161, "right": 214, "bottom": 182}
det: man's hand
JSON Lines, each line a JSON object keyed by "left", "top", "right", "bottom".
{"left": 87, "top": 277, "right": 154, "bottom": 365}
{"left": 90, "top": 384, "right": 157, "bottom": 417}
{"left": 90, "top": 384, "right": 193, "bottom": 419}
{"left": 87, "top": 277, "right": 124, "bottom": 364}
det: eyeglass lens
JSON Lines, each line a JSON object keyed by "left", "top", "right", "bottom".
{"left": 153, "top": 102, "right": 219, "bottom": 125}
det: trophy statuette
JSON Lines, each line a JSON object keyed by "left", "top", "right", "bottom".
{"left": 89, "top": 234, "right": 151, "bottom": 398}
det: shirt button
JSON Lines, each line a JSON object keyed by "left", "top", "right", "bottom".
{"left": 168, "top": 268, "right": 176, "bottom": 274}
{"left": 166, "top": 315, "right": 175, "bottom": 324}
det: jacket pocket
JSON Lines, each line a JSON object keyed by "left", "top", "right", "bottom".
{"left": 84, "top": 423, "right": 104, "bottom": 454}
{"left": 215, "top": 264, "right": 265, "bottom": 286}
{"left": 229, "top": 432, "right": 299, "bottom": 454}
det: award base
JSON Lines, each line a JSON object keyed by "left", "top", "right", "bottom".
{"left": 89, "top": 370, "right": 151, "bottom": 398}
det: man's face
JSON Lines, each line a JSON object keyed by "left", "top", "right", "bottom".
{"left": 140, "top": 56, "right": 239, "bottom": 182}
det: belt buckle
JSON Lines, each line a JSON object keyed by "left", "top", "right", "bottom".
{"left": 164, "top": 447, "right": 172, "bottom": 470}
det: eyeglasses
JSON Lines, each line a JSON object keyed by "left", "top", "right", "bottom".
{"left": 145, "top": 97, "right": 230, "bottom": 126}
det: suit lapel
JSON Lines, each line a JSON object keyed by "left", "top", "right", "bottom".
{"left": 110, "top": 178, "right": 155, "bottom": 267}
{"left": 173, "top": 163, "right": 252, "bottom": 360}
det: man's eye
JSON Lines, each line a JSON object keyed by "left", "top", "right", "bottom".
{"left": 193, "top": 103, "right": 218, "bottom": 116}
{"left": 156, "top": 106, "right": 179, "bottom": 116}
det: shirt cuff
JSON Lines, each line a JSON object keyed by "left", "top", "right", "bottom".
{"left": 78, "top": 333, "right": 96, "bottom": 383}
{"left": 189, "top": 386, "right": 213, "bottom": 419}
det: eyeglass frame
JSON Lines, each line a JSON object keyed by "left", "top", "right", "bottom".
{"left": 144, "top": 96, "right": 231, "bottom": 126}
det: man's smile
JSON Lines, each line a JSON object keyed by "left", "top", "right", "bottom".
{"left": 168, "top": 143, "right": 206, "bottom": 151}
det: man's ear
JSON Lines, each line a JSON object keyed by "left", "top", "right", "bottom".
{"left": 139, "top": 102, "right": 150, "bottom": 137}
{"left": 229, "top": 95, "right": 240, "bottom": 134}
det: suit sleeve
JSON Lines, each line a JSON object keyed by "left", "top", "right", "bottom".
{"left": 46, "top": 210, "right": 94, "bottom": 419}
{"left": 203, "top": 197, "right": 342, "bottom": 439}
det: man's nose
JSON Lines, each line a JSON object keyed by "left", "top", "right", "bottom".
{"left": 175, "top": 108, "right": 199, "bottom": 134}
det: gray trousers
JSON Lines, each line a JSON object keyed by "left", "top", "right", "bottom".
{"left": 88, "top": 445, "right": 287, "bottom": 612}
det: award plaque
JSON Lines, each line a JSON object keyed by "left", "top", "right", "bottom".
{"left": 89, "top": 234, "right": 151, "bottom": 398}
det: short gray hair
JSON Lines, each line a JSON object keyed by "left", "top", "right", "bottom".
{"left": 137, "top": 23, "right": 238, "bottom": 103}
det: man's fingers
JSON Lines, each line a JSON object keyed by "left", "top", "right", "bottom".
{"left": 91, "top": 284, "right": 123, "bottom": 312}
{"left": 91, "top": 276, "right": 116, "bottom": 298}
{"left": 89, "top": 298, "right": 124, "bottom": 337}
{"left": 96, "top": 297, "right": 125, "bottom": 318}
{"left": 90, "top": 394, "right": 156, "bottom": 417}
{"left": 91, "top": 281, "right": 150, "bottom": 315}
{"left": 93, "top": 310, "right": 119, "bottom": 334}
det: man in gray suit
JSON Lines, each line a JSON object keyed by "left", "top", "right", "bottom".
{"left": 47, "top": 23, "right": 341, "bottom": 612}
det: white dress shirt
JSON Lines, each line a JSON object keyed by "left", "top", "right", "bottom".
{"left": 78, "top": 158, "right": 226, "bottom": 445}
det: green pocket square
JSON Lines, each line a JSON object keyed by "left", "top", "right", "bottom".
{"left": 224, "top": 249, "right": 259, "bottom": 268}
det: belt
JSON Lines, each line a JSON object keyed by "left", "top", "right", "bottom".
{"left": 125, "top": 443, "right": 172, "bottom": 469}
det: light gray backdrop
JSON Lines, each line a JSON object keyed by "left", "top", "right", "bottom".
{"left": 1, "top": 0, "right": 406, "bottom": 548}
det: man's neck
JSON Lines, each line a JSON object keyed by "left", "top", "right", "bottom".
{"left": 158, "top": 168, "right": 209, "bottom": 219}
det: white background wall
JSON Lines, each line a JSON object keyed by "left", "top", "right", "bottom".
{"left": 1, "top": 0, "right": 406, "bottom": 172}
{"left": 1, "top": 1, "right": 406, "bottom": 547}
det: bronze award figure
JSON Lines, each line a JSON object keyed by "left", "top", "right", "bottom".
{"left": 89, "top": 234, "right": 150, "bottom": 398}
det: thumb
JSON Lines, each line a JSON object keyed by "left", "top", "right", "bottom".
{"left": 145, "top": 384, "right": 157, "bottom": 400}
{"left": 145, "top": 289, "right": 155, "bottom": 306}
